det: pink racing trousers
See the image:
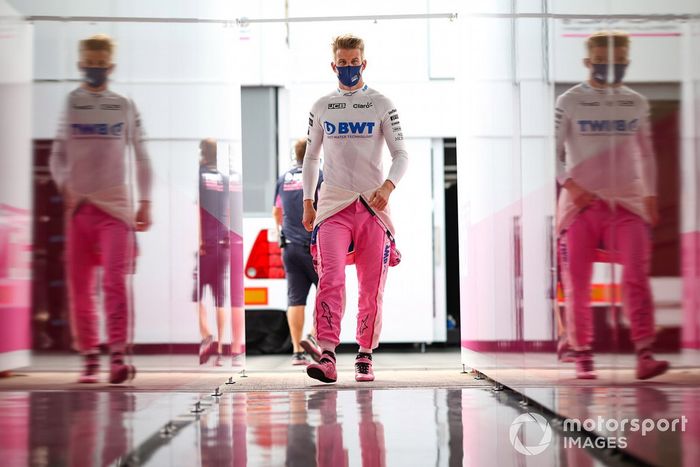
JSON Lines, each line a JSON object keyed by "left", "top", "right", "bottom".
{"left": 66, "top": 204, "right": 135, "bottom": 354}
{"left": 313, "top": 199, "right": 391, "bottom": 351}
{"left": 559, "top": 200, "right": 656, "bottom": 351}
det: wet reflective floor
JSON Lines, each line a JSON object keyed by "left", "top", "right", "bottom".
{"left": 1, "top": 352, "right": 699, "bottom": 466}
{"left": 0, "top": 387, "right": 607, "bottom": 467}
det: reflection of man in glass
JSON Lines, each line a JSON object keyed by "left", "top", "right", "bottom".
{"left": 302, "top": 34, "right": 408, "bottom": 384}
{"left": 273, "top": 138, "right": 323, "bottom": 366}
{"left": 49, "top": 34, "right": 152, "bottom": 384}
{"left": 555, "top": 31, "right": 669, "bottom": 380}
{"left": 308, "top": 391, "right": 349, "bottom": 467}
{"left": 29, "top": 392, "right": 134, "bottom": 464}
{"left": 195, "top": 139, "right": 229, "bottom": 366}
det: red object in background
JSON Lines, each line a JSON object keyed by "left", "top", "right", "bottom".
{"left": 244, "top": 229, "right": 285, "bottom": 279}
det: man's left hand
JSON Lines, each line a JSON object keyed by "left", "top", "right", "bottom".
{"left": 369, "top": 180, "right": 395, "bottom": 211}
{"left": 136, "top": 201, "right": 152, "bottom": 232}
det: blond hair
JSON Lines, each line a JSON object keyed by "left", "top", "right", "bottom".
{"left": 200, "top": 138, "right": 217, "bottom": 163}
{"left": 79, "top": 34, "right": 115, "bottom": 56}
{"left": 294, "top": 138, "right": 306, "bottom": 164}
{"left": 586, "top": 31, "right": 630, "bottom": 51}
{"left": 331, "top": 34, "right": 365, "bottom": 58}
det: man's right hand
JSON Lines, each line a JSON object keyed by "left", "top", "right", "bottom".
{"left": 302, "top": 200, "right": 316, "bottom": 232}
{"left": 563, "top": 179, "right": 596, "bottom": 210}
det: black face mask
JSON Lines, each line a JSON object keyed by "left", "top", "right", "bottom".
{"left": 83, "top": 67, "right": 109, "bottom": 88}
{"left": 591, "top": 63, "right": 628, "bottom": 84}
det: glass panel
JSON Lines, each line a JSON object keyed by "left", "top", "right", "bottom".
{"left": 457, "top": 1, "right": 529, "bottom": 381}
{"left": 0, "top": 4, "right": 32, "bottom": 372}
{"left": 6, "top": 3, "right": 245, "bottom": 377}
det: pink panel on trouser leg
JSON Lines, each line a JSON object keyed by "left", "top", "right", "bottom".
{"left": 66, "top": 205, "right": 133, "bottom": 353}
{"left": 561, "top": 201, "right": 657, "bottom": 351}
{"left": 66, "top": 206, "right": 100, "bottom": 352}
{"left": 314, "top": 204, "right": 354, "bottom": 349}
{"left": 560, "top": 206, "right": 598, "bottom": 351}
{"left": 607, "top": 208, "right": 655, "bottom": 348}
{"left": 96, "top": 210, "right": 133, "bottom": 353}
{"left": 354, "top": 203, "right": 390, "bottom": 350}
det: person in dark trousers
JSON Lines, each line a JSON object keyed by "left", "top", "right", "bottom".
{"left": 195, "top": 138, "right": 229, "bottom": 366}
{"left": 273, "top": 138, "right": 324, "bottom": 365}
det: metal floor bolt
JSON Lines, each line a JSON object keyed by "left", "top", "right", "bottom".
{"left": 191, "top": 401, "right": 204, "bottom": 413}
{"left": 160, "top": 422, "right": 175, "bottom": 438}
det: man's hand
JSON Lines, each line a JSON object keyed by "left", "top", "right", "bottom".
{"left": 60, "top": 188, "right": 74, "bottom": 212}
{"left": 644, "top": 196, "right": 660, "bottom": 227}
{"left": 563, "top": 179, "right": 596, "bottom": 210}
{"left": 135, "top": 201, "right": 152, "bottom": 232}
{"left": 368, "top": 180, "right": 395, "bottom": 211}
{"left": 302, "top": 199, "right": 316, "bottom": 232}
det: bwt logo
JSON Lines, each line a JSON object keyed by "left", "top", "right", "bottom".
{"left": 71, "top": 122, "right": 124, "bottom": 137}
{"left": 323, "top": 121, "right": 376, "bottom": 135}
{"left": 577, "top": 119, "right": 639, "bottom": 133}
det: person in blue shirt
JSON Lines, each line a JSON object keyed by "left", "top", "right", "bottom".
{"left": 195, "top": 139, "right": 229, "bottom": 366}
{"left": 273, "top": 139, "right": 324, "bottom": 365}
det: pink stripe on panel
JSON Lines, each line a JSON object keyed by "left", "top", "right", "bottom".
{"left": 562, "top": 33, "right": 681, "bottom": 38}
{"left": 0, "top": 203, "right": 30, "bottom": 214}
{"left": 682, "top": 231, "right": 700, "bottom": 348}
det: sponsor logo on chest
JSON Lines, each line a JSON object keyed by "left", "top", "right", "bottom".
{"left": 576, "top": 119, "right": 639, "bottom": 134}
{"left": 283, "top": 172, "right": 304, "bottom": 191}
{"left": 323, "top": 121, "right": 376, "bottom": 138}
{"left": 71, "top": 122, "right": 124, "bottom": 137}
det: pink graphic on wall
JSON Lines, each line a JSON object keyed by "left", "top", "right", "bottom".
{"left": 0, "top": 204, "right": 32, "bottom": 363}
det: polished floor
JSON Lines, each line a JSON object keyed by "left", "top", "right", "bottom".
{"left": 0, "top": 351, "right": 698, "bottom": 466}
